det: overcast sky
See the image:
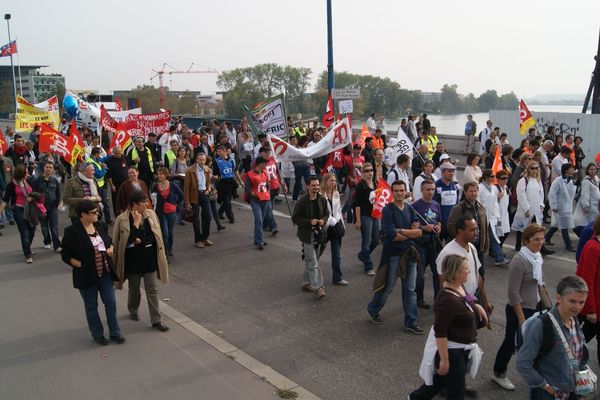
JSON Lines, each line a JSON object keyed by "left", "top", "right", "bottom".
{"left": 2, "top": 0, "right": 599, "bottom": 98}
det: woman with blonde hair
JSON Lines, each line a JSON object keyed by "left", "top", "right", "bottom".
{"left": 320, "top": 173, "right": 348, "bottom": 285}
{"left": 409, "top": 254, "right": 487, "bottom": 399}
{"left": 511, "top": 161, "right": 545, "bottom": 252}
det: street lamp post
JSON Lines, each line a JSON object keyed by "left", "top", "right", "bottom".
{"left": 326, "top": 0, "right": 334, "bottom": 95}
{"left": 4, "top": 14, "right": 17, "bottom": 111}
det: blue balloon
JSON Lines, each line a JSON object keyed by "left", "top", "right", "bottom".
{"left": 63, "top": 95, "right": 78, "bottom": 118}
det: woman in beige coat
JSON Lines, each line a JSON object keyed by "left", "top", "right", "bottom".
{"left": 112, "top": 190, "right": 170, "bottom": 332}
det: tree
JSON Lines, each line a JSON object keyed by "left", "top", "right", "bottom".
{"left": 477, "top": 89, "right": 499, "bottom": 112}
{"left": 175, "top": 91, "right": 199, "bottom": 114}
{"left": 439, "top": 84, "right": 462, "bottom": 114}
{"left": 497, "top": 92, "right": 518, "bottom": 110}
{"left": 462, "top": 93, "right": 479, "bottom": 113}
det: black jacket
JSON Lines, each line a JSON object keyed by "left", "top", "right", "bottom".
{"left": 292, "top": 193, "right": 329, "bottom": 244}
{"left": 61, "top": 220, "right": 116, "bottom": 289}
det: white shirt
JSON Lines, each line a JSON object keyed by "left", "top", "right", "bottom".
{"left": 479, "top": 127, "right": 491, "bottom": 154}
{"left": 413, "top": 173, "right": 434, "bottom": 202}
{"left": 366, "top": 117, "right": 377, "bottom": 132}
{"left": 195, "top": 164, "right": 206, "bottom": 191}
{"left": 436, "top": 240, "right": 480, "bottom": 296}
{"left": 551, "top": 155, "right": 568, "bottom": 182}
{"left": 387, "top": 165, "right": 411, "bottom": 193}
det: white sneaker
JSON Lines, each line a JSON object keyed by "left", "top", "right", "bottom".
{"left": 44, "top": 244, "right": 51, "bottom": 249}
{"left": 491, "top": 375, "right": 515, "bottom": 390}
{"left": 55, "top": 247, "right": 62, "bottom": 253}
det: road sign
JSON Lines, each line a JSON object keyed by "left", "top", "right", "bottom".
{"left": 338, "top": 99, "right": 353, "bottom": 114}
{"left": 332, "top": 89, "right": 360, "bottom": 99}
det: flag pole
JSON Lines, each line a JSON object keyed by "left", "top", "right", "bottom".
{"left": 4, "top": 15, "right": 17, "bottom": 112}
{"left": 16, "top": 39, "right": 22, "bottom": 95}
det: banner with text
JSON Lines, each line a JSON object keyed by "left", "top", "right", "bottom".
{"left": 269, "top": 117, "right": 351, "bottom": 162}
{"left": 15, "top": 95, "right": 61, "bottom": 133}
{"left": 101, "top": 105, "right": 170, "bottom": 138}
{"left": 249, "top": 94, "right": 288, "bottom": 138}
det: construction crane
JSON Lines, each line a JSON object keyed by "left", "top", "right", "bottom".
{"left": 150, "top": 63, "right": 218, "bottom": 108}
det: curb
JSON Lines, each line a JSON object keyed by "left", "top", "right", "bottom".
{"left": 157, "top": 299, "right": 322, "bottom": 400}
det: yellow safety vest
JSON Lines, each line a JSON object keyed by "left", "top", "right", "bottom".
{"left": 131, "top": 146, "right": 154, "bottom": 173}
{"left": 86, "top": 157, "right": 105, "bottom": 188}
{"left": 427, "top": 135, "right": 439, "bottom": 159}
{"left": 164, "top": 149, "right": 176, "bottom": 169}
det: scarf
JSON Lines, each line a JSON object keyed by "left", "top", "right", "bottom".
{"left": 13, "top": 144, "right": 27, "bottom": 156}
{"left": 520, "top": 246, "right": 543, "bottom": 286}
{"left": 78, "top": 171, "right": 99, "bottom": 198}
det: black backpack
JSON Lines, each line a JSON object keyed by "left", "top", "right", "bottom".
{"left": 518, "top": 312, "right": 554, "bottom": 366}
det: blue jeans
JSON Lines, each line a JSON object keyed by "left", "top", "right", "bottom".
{"left": 192, "top": 193, "right": 211, "bottom": 242}
{"left": 13, "top": 206, "right": 35, "bottom": 258}
{"left": 2, "top": 207, "right": 14, "bottom": 223}
{"left": 41, "top": 207, "right": 61, "bottom": 250}
{"left": 367, "top": 255, "right": 418, "bottom": 328}
{"left": 489, "top": 228, "right": 507, "bottom": 262}
{"left": 158, "top": 212, "right": 176, "bottom": 251}
{"left": 329, "top": 236, "right": 343, "bottom": 283}
{"left": 358, "top": 215, "right": 380, "bottom": 272}
{"left": 292, "top": 165, "right": 310, "bottom": 200}
{"left": 249, "top": 199, "right": 272, "bottom": 245}
{"left": 78, "top": 274, "right": 121, "bottom": 339}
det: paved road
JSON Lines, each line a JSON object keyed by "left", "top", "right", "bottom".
{"left": 155, "top": 193, "right": 598, "bottom": 400}
{"left": 0, "top": 219, "right": 283, "bottom": 400}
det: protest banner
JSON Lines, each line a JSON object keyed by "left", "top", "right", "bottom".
{"left": 269, "top": 117, "right": 351, "bottom": 162}
{"left": 125, "top": 111, "right": 171, "bottom": 138}
{"left": 247, "top": 94, "right": 288, "bottom": 138}
{"left": 15, "top": 95, "right": 61, "bottom": 133}
{"left": 371, "top": 178, "right": 393, "bottom": 220}
{"left": 39, "top": 124, "right": 84, "bottom": 165}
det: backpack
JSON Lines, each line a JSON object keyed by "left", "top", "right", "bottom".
{"left": 518, "top": 312, "right": 554, "bottom": 366}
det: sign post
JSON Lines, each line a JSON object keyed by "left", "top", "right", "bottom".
{"left": 332, "top": 89, "right": 361, "bottom": 99}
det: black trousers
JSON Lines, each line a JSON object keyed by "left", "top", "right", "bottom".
{"left": 409, "top": 348, "right": 469, "bottom": 400}
{"left": 579, "top": 315, "right": 600, "bottom": 365}
{"left": 493, "top": 304, "right": 536, "bottom": 375}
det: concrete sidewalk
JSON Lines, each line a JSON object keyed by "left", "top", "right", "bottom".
{"left": 0, "top": 225, "right": 306, "bottom": 400}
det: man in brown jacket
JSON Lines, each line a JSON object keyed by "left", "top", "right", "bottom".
{"left": 447, "top": 180, "right": 489, "bottom": 275}
{"left": 184, "top": 152, "right": 213, "bottom": 248}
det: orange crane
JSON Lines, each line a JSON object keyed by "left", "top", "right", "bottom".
{"left": 150, "top": 63, "right": 218, "bottom": 108}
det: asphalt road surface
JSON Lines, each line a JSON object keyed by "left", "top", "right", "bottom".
{"left": 156, "top": 193, "right": 597, "bottom": 400}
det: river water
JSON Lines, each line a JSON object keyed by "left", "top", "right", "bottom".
{"left": 373, "top": 105, "right": 586, "bottom": 136}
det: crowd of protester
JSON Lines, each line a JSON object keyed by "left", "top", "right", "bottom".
{"left": 0, "top": 111, "right": 598, "bottom": 399}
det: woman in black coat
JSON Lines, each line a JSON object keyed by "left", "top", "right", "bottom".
{"left": 61, "top": 200, "right": 125, "bottom": 346}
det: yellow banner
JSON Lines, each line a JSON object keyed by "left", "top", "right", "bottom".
{"left": 15, "top": 95, "right": 61, "bottom": 134}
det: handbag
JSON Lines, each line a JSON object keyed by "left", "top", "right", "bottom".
{"left": 183, "top": 207, "right": 195, "bottom": 223}
{"left": 328, "top": 219, "right": 345, "bottom": 239}
{"left": 312, "top": 225, "right": 328, "bottom": 246}
{"left": 547, "top": 313, "right": 598, "bottom": 395}
{"left": 538, "top": 284, "right": 553, "bottom": 311}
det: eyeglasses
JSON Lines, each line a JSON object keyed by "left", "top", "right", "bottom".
{"left": 363, "top": 169, "right": 373, "bottom": 173}
{"left": 498, "top": 176, "right": 508, "bottom": 180}
{"left": 528, "top": 167, "right": 539, "bottom": 170}
{"left": 87, "top": 210, "right": 99, "bottom": 215}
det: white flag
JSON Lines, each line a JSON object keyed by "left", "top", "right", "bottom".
{"left": 269, "top": 117, "right": 351, "bottom": 162}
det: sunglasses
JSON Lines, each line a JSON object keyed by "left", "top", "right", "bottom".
{"left": 529, "top": 167, "right": 539, "bottom": 170}
{"left": 497, "top": 176, "right": 508, "bottom": 180}
{"left": 363, "top": 169, "right": 373, "bottom": 173}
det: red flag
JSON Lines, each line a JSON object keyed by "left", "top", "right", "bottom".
{"left": 322, "top": 95, "right": 334, "bottom": 128}
{"left": 109, "top": 129, "right": 133, "bottom": 154}
{"left": 39, "top": 124, "right": 83, "bottom": 165}
{"left": 371, "top": 179, "right": 393, "bottom": 219}
{"left": 322, "top": 154, "right": 334, "bottom": 175}
{"left": 115, "top": 98, "right": 122, "bottom": 111}
{"left": 519, "top": 99, "right": 536, "bottom": 136}
{"left": 100, "top": 104, "right": 119, "bottom": 132}
{"left": 0, "top": 128, "right": 8, "bottom": 155}
{"left": 69, "top": 120, "right": 84, "bottom": 147}
{"left": 0, "top": 40, "right": 17, "bottom": 57}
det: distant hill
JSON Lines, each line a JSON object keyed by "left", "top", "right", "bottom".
{"left": 526, "top": 94, "right": 584, "bottom": 105}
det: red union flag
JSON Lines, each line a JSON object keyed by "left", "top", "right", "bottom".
{"left": 39, "top": 124, "right": 83, "bottom": 165}
{"left": 519, "top": 99, "right": 536, "bottom": 136}
{"left": 108, "top": 129, "right": 133, "bottom": 154}
{"left": 0, "top": 128, "right": 8, "bottom": 155}
{"left": 322, "top": 95, "right": 334, "bottom": 128}
{"left": 371, "top": 179, "right": 393, "bottom": 220}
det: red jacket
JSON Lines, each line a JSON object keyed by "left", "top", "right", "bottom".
{"left": 576, "top": 238, "right": 600, "bottom": 315}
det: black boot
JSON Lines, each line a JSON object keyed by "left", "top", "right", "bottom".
{"left": 540, "top": 246, "right": 555, "bottom": 256}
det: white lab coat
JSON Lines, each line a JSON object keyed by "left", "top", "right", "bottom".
{"left": 478, "top": 182, "right": 501, "bottom": 243}
{"left": 512, "top": 177, "right": 544, "bottom": 232}
{"left": 551, "top": 155, "right": 568, "bottom": 182}
{"left": 497, "top": 185, "right": 510, "bottom": 234}
{"left": 548, "top": 177, "right": 576, "bottom": 229}
{"left": 573, "top": 176, "right": 600, "bottom": 227}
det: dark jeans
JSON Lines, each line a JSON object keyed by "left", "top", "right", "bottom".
{"left": 209, "top": 198, "right": 224, "bottom": 228}
{"left": 545, "top": 227, "right": 572, "bottom": 248}
{"left": 78, "top": 274, "right": 121, "bottom": 339}
{"left": 13, "top": 206, "right": 35, "bottom": 258}
{"left": 579, "top": 316, "right": 600, "bottom": 365}
{"left": 409, "top": 349, "right": 470, "bottom": 400}
{"left": 98, "top": 184, "right": 112, "bottom": 223}
{"left": 493, "top": 304, "right": 536, "bottom": 376}
{"left": 358, "top": 215, "right": 380, "bottom": 272}
{"left": 292, "top": 165, "right": 310, "bottom": 200}
{"left": 158, "top": 212, "right": 176, "bottom": 251}
{"left": 192, "top": 193, "right": 211, "bottom": 242}
{"left": 416, "top": 243, "right": 440, "bottom": 303}
{"left": 172, "top": 180, "right": 185, "bottom": 223}
{"left": 329, "top": 236, "right": 343, "bottom": 283}
{"left": 217, "top": 179, "right": 235, "bottom": 222}
{"left": 41, "top": 207, "right": 61, "bottom": 250}
{"left": 249, "top": 199, "right": 273, "bottom": 245}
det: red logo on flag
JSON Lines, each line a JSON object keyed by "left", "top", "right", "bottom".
{"left": 322, "top": 95, "right": 334, "bottom": 128}
{"left": 371, "top": 179, "right": 393, "bottom": 219}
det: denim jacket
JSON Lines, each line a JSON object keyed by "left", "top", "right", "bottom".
{"left": 516, "top": 306, "right": 589, "bottom": 392}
